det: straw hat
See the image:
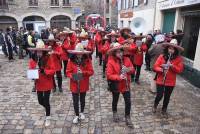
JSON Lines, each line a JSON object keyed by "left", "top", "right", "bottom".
{"left": 67, "top": 43, "right": 91, "bottom": 55}
{"left": 28, "top": 39, "right": 51, "bottom": 52}
{"left": 162, "top": 39, "right": 184, "bottom": 52}
{"left": 120, "top": 27, "right": 131, "bottom": 33}
{"left": 107, "top": 30, "right": 119, "bottom": 37}
{"left": 78, "top": 29, "right": 88, "bottom": 39}
{"left": 107, "top": 42, "right": 130, "bottom": 55}
{"left": 44, "top": 34, "right": 59, "bottom": 42}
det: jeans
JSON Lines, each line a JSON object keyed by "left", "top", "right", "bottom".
{"left": 145, "top": 52, "right": 151, "bottom": 69}
{"left": 154, "top": 85, "right": 174, "bottom": 111}
{"left": 112, "top": 91, "right": 131, "bottom": 116}
{"left": 72, "top": 92, "right": 86, "bottom": 116}
{"left": 37, "top": 91, "right": 51, "bottom": 116}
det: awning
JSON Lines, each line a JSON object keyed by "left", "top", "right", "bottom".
{"left": 181, "top": 10, "right": 200, "bottom": 16}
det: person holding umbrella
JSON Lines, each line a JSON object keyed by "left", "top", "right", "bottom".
{"left": 66, "top": 43, "right": 94, "bottom": 124}
{"left": 152, "top": 39, "right": 184, "bottom": 118}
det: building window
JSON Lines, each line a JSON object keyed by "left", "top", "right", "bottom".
{"left": 138, "top": 0, "right": 144, "bottom": 5}
{"left": 0, "top": 0, "right": 8, "bottom": 9}
{"left": 128, "top": 0, "right": 133, "bottom": 8}
{"left": 29, "top": 0, "right": 38, "bottom": 6}
{"left": 63, "top": 0, "right": 70, "bottom": 6}
{"left": 51, "top": 0, "right": 59, "bottom": 6}
{"left": 106, "top": 0, "right": 109, "bottom": 13}
{"left": 121, "top": 0, "right": 124, "bottom": 10}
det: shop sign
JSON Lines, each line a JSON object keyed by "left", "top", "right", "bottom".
{"left": 120, "top": 10, "right": 133, "bottom": 18}
{"left": 159, "top": 0, "right": 200, "bottom": 10}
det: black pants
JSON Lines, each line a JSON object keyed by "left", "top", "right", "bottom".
{"left": 145, "top": 52, "right": 151, "bottom": 70}
{"left": 99, "top": 53, "right": 102, "bottom": 66}
{"left": 13, "top": 44, "right": 18, "bottom": 55}
{"left": 63, "top": 60, "right": 68, "bottom": 76}
{"left": 37, "top": 91, "right": 51, "bottom": 116}
{"left": 103, "top": 60, "right": 106, "bottom": 76}
{"left": 72, "top": 92, "right": 86, "bottom": 116}
{"left": 7, "top": 44, "right": 13, "bottom": 60}
{"left": 112, "top": 91, "right": 131, "bottom": 116}
{"left": 154, "top": 85, "right": 174, "bottom": 111}
{"left": 133, "top": 65, "right": 141, "bottom": 82}
{"left": 96, "top": 45, "right": 98, "bottom": 58}
{"left": 53, "top": 71, "right": 62, "bottom": 89}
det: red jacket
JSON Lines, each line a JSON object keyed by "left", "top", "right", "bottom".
{"left": 118, "top": 36, "right": 125, "bottom": 44}
{"left": 133, "top": 43, "right": 147, "bottom": 66}
{"left": 62, "top": 38, "right": 76, "bottom": 61}
{"left": 101, "top": 41, "right": 110, "bottom": 60}
{"left": 29, "top": 59, "right": 37, "bottom": 69}
{"left": 66, "top": 59, "right": 94, "bottom": 93}
{"left": 154, "top": 54, "right": 184, "bottom": 87}
{"left": 106, "top": 56, "right": 135, "bottom": 93}
{"left": 95, "top": 32, "right": 101, "bottom": 43}
{"left": 86, "top": 39, "right": 95, "bottom": 52}
{"left": 97, "top": 41, "right": 103, "bottom": 53}
{"left": 35, "top": 55, "right": 56, "bottom": 91}
{"left": 51, "top": 44, "right": 63, "bottom": 71}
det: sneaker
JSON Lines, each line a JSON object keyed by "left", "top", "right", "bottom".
{"left": 125, "top": 116, "right": 134, "bottom": 128}
{"left": 45, "top": 116, "right": 51, "bottom": 127}
{"left": 79, "top": 113, "right": 85, "bottom": 120}
{"left": 73, "top": 116, "right": 79, "bottom": 124}
{"left": 113, "top": 112, "right": 119, "bottom": 122}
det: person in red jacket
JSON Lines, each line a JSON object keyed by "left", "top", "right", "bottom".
{"left": 118, "top": 27, "right": 131, "bottom": 44}
{"left": 59, "top": 28, "right": 75, "bottom": 77}
{"left": 106, "top": 42, "right": 135, "bottom": 128}
{"left": 28, "top": 46, "right": 56, "bottom": 127}
{"left": 153, "top": 39, "right": 184, "bottom": 118}
{"left": 132, "top": 39, "right": 147, "bottom": 84}
{"left": 66, "top": 43, "right": 94, "bottom": 124}
{"left": 45, "top": 36, "right": 63, "bottom": 93}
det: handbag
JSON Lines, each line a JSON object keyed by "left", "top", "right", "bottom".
{"left": 107, "top": 80, "right": 119, "bottom": 92}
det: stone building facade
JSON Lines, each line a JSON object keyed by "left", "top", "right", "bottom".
{"left": 0, "top": 0, "right": 83, "bottom": 32}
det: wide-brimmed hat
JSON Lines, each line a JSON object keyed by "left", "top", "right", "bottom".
{"left": 58, "top": 27, "right": 74, "bottom": 36}
{"left": 120, "top": 27, "right": 131, "bottom": 33}
{"left": 44, "top": 34, "right": 59, "bottom": 42}
{"left": 28, "top": 39, "right": 51, "bottom": 52}
{"left": 107, "top": 42, "right": 130, "bottom": 55}
{"left": 67, "top": 43, "right": 91, "bottom": 55}
{"left": 133, "top": 35, "right": 146, "bottom": 40}
{"left": 107, "top": 30, "right": 119, "bottom": 37}
{"left": 78, "top": 29, "right": 88, "bottom": 39}
{"left": 162, "top": 39, "right": 184, "bottom": 52}
{"left": 102, "top": 35, "right": 109, "bottom": 41}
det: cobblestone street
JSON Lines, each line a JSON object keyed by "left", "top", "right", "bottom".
{"left": 0, "top": 55, "right": 200, "bottom": 134}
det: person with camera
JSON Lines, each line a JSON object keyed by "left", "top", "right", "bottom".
{"left": 106, "top": 42, "right": 135, "bottom": 128}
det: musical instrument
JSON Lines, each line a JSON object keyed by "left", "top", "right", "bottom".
{"left": 120, "top": 57, "right": 130, "bottom": 91}
{"left": 162, "top": 53, "right": 172, "bottom": 84}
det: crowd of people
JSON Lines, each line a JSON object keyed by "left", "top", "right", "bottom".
{"left": 0, "top": 25, "right": 184, "bottom": 128}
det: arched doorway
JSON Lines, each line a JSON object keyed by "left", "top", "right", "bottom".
{"left": 23, "top": 16, "right": 46, "bottom": 33}
{"left": 0, "top": 16, "right": 18, "bottom": 31}
{"left": 50, "top": 15, "right": 71, "bottom": 30}
{"left": 76, "top": 15, "right": 85, "bottom": 28}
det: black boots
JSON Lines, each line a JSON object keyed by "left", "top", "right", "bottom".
{"left": 125, "top": 115, "right": 134, "bottom": 128}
